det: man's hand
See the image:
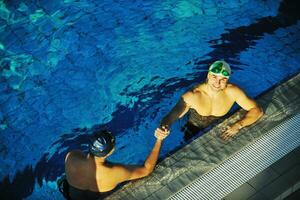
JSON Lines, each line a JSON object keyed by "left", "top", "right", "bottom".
{"left": 220, "top": 123, "right": 241, "bottom": 140}
{"left": 154, "top": 126, "right": 170, "bottom": 140}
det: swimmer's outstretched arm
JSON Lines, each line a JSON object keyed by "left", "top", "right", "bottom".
{"left": 160, "top": 97, "right": 190, "bottom": 129}
{"left": 142, "top": 138, "right": 163, "bottom": 175}
{"left": 109, "top": 130, "right": 168, "bottom": 184}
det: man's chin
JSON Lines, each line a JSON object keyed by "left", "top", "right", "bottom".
{"left": 212, "top": 86, "right": 221, "bottom": 91}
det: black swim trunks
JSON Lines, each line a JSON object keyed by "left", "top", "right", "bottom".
{"left": 68, "top": 184, "right": 111, "bottom": 200}
{"left": 58, "top": 176, "right": 111, "bottom": 200}
{"left": 181, "top": 109, "right": 221, "bottom": 141}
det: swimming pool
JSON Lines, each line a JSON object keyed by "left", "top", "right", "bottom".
{"left": 0, "top": 0, "right": 300, "bottom": 199}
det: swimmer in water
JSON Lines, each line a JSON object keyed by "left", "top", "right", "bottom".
{"left": 60, "top": 128, "right": 168, "bottom": 200}
{"left": 158, "top": 60, "right": 264, "bottom": 141}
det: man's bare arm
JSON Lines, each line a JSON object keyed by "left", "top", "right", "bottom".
{"left": 160, "top": 92, "right": 193, "bottom": 129}
{"left": 108, "top": 135, "right": 165, "bottom": 186}
{"left": 235, "top": 106, "right": 263, "bottom": 129}
{"left": 160, "top": 98, "right": 188, "bottom": 128}
{"left": 233, "top": 87, "right": 264, "bottom": 128}
{"left": 222, "top": 87, "right": 263, "bottom": 139}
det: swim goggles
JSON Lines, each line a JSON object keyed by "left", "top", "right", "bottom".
{"left": 209, "top": 61, "right": 230, "bottom": 77}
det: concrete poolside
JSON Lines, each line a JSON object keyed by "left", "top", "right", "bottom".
{"left": 225, "top": 145, "right": 300, "bottom": 200}
{"left": 105, "top": 73, "right": 300, "bottom": 200}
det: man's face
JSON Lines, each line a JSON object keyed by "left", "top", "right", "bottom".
{"left": 207, "top": 73, "right": 229, "bottom": 91}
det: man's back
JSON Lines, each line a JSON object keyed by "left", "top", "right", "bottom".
{"left": 62, "top": 130, "right": 167, "bottom": 200}
{"left": 65, "top": 151, "right": 100, "bottom": 192}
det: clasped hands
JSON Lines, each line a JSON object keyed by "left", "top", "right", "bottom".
{"left": 154, "top": 126, "right": 170, "bottom": 140}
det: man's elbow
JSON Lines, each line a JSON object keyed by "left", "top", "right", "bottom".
{"left": 253, "top": 106, "right": 264, "bottom": 119}
{"left": 142, "top": 164, "right": 155, "bottom": 177}
{"left": 127, "top": 167, "right": 153, "bottom": 181}
{"left": 144, "top": 169, "right": 153, "bottom": 177}
{"left": 133, "top": 168, "right": 152, "bottom": 180}
{"left": 146, "top": 165, "right": 156, "bottom": 175}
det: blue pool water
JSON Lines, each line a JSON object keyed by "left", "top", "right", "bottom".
{"left": 0, "top": 0, "right": 300, "bottom": 199}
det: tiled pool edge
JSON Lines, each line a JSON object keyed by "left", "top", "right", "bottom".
{"left": 169, "top": 114, "right": 300, "bottom": 200}
{"left": 105, "top": 73, "right": 300, "bottom": 200}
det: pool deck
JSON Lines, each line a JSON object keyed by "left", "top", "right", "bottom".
{"left": 105, "top": 72, "right": 300, "bottom": 200}
{"left": 225, "top": 145, "right": 300, "bottom": 200}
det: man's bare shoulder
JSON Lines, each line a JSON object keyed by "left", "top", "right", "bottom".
{"left": 65, "top": 150, "right": 88, "bottom": 169}
{"left": 183, "top": 85, "right": 203, "bottom": 97}
{"left": 181, "top": 85, "right": 204, "bottom": 106}
{"left": 226, "top": 84, "right": 250, "bottom": 102}
{"left": 190, "top": 83, "right": 207, "bottom": 94}
{"left": 226, "top": 83, "right": 245, "bottom": 94}
{"left": 66, "top": 150, "right": 86, "bottom": 159}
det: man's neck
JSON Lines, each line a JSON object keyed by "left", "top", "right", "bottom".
{"left": 204, "top": 83, "right": 221, "bottom": 98}
{"left": 88, "top": 154, "right": 106, "bottom": 165}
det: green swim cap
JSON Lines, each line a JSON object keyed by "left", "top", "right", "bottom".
{"left": 209, "top": 60, "right": 231, "bottom": 77}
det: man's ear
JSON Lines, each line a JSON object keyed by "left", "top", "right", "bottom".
{"left": 206, "top": 73, "right": 210, "bottom": 83}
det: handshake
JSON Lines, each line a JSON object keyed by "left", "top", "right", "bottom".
{"left": 154, "top": 126, "right": 170, "bottom": 140}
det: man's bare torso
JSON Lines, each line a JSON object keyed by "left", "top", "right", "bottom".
{"left": 183, "top": 83, "right": 237, "bottom": 117}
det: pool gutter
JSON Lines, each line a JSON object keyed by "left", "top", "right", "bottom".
{"left": 169, "top": 114, "right": 300, "bottom": 200}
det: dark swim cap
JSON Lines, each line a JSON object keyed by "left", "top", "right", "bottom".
{"left": 89, "top": 130, "right": 115, "bottom": 157}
